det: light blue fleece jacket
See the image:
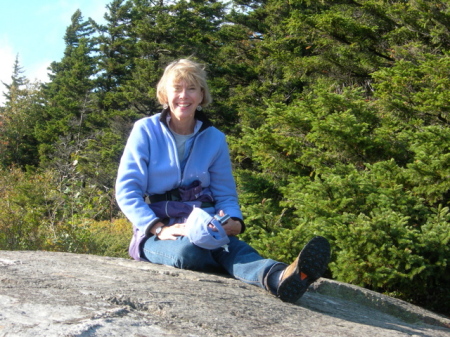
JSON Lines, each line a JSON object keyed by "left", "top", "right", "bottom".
{"left": 115, "top": 110, "right": 243, "bottom": 260}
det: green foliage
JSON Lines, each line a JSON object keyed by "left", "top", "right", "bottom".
{"left": 84, "top": 218, "right": 131, "bottom": 258}
{"left": 373, "top": 51, "right": 450, "bottom": 128}
{"left": 36, "top": 10, "right": 97, "bottom": 162}
{"left": 0, "top": 167, "right": 115, "bottom": 253}
{"left": 0, "top": 57, "right": 41, "bottom": 168}
{"left": 0, "top": 168, "right": 49, "bottom": 250}
{"left": 405, "top": 126, "right": 450, "bottom": 204}
{"left": 232, "top": 83, "right": 450, "bottom": 312}
{"left": 277, "top": 160, "right": 449, "bottom": 311}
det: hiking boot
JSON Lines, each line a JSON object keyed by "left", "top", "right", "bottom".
{"left": 277, "top": 236, "right": 331, "bottom": 303}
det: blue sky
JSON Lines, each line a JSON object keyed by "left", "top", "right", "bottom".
{"left": 1, "top": 0, "right": 111, "bottom": 104}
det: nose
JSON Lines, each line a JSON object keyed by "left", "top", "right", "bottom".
{"left": 178, "top": 88, "right": 188, "bottom": 98}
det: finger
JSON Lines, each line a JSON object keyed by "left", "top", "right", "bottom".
{"left": 208, "top": 224, "right": 219, "bottom": 232}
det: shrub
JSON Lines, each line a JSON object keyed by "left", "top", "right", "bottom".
{"left": 0, "top": 167, "right": 50, "bottom": 250}
{"left": 84, "top": 218, "right": 131, "bottom": 258}
{"left": 0, "top": 167, "right": 120, "bottom": 254}
{"left": 281, "top": 161, "right": 449, "bottom": 314}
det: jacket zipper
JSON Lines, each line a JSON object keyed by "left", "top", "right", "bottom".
{"left": 180, "top": 128, "right": 205, "bottom": 185}
{"left": 160, "top": 111, "right": 211, "bottom": 187}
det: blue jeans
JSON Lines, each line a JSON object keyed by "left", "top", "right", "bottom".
{"left": 142, "top": 235, "right": 286, "bottom": 292}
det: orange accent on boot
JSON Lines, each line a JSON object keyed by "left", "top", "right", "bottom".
{"left": 300, "top": 272, "right": 308, "bottom": 281}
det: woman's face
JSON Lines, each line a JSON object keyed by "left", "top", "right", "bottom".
{"left": 166, "top": 77, "right": 203, "bottom": 122}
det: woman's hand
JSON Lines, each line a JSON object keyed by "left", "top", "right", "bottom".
{"left": 152, "top": 222, "right": 187, "bottom": 240}
{"left": 218, "top": 210, "right": 242, "bottom": 236}
{"left": 152, "top": 209, "right": 242, "bottom": 241}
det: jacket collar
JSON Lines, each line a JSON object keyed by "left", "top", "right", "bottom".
{"left": 159, "top": 108, "right": 213, "bottom": 133}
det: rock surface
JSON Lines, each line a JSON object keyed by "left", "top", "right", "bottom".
{"left": 0, "top": 250, "right": 449, "bottom": 337}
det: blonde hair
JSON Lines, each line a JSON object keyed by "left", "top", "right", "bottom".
{"left": 157, "top": 59, "right": 212, "bottom": 107}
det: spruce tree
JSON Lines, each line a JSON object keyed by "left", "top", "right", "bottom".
{"left": 36, "top": 9, "right": 97, "bottom": 166}
{"left": 0, "top": 56, "right": 40, "bottom": 168}
{"left": 120, "top": 0, "right": 228, "bottom": 116}
{"left": 75, "top": 0, "right": 141, "bottom": 190}
{"left": 1, "top": 55, "right": 27, "bottom": 103}
{"left": 93, "top": 0, "right": 138, "bottom": 111}
{"left": 227, "top": 0, "right": 450, "bottom": 314}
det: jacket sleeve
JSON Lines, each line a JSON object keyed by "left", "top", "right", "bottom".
{"left": 208, "top": 132, "right": 244, "bottom": 229}
{"left": 115, "top": 119, "right": 160, "bottom": 234}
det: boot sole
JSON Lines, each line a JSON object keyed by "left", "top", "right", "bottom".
{"left": 278, "top": 236, "right": 331, "bottom": 303}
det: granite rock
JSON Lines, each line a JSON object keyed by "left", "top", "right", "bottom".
{"left": 0, "top": 251, "right": 448, "bottom": 337}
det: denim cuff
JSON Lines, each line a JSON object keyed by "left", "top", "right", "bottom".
{"left": 263, "top": 262, "right": 287, "bottom": 295}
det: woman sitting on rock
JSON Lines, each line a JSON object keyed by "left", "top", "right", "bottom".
{"left": 115, "top": 58, "right": 330, "bottom": 303}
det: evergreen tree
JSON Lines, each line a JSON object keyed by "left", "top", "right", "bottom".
{"left": 228, "top": 0, "right": 450, "bottom": 314}
{"left": 0, "top": 57, "right": 41, "bottom": 168}
{"left": 119, "top": 0, "right": 227, "bottom": 116}
{"left": 36, "top": 9, "right": 97, "bottom": 166}
{"left": 71, "top": 0, "right": 142, "bottom": 192}
{"left": 93, "top": 0, "right": 138, "bottom": 111}
{"left": 1, "top": 55, "right": 27, "bottom": 103}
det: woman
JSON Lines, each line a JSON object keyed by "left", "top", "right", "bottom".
{"left": 115, "top": 59, "right": 330, "bottom": 303}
